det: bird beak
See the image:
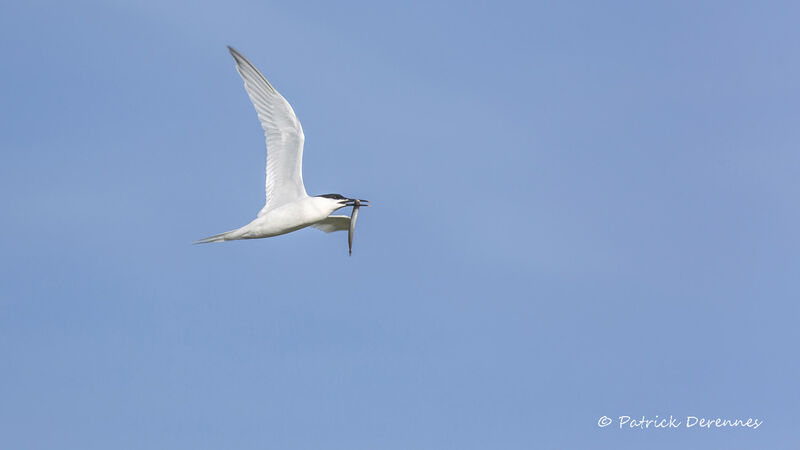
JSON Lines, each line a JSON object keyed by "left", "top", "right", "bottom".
{"left": 345, "top": 199, "right": 370, "bottom": 206}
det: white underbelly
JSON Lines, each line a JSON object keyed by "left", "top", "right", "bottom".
{"left": 240, "top": 203, "right": 327, "bottom": 238}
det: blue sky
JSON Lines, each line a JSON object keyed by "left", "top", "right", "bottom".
{"left": 2, "top": 0, "right": 799, "bottom": 448}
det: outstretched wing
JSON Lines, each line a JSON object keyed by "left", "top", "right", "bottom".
{"left": 311, "top": 215, "right": 351, "bottom": 233}
{"left": 228, "top": 46, "right": 307, "bottom": 215}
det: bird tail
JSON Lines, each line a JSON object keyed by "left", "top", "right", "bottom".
{"left": 194, "top": 228, "right": 240, "bottom": 244}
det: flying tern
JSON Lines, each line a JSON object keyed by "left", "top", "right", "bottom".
{"left": 196, "top": 47, "right": 369, "bottom": 250}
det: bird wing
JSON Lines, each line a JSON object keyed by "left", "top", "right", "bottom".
{"left": 228, "top": 46, "right": 307, "bottom": 216}
{"left": 311, "top": 215, "right": 351, "bottom": 233}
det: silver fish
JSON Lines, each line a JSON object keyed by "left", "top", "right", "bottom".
{"left": 348, "top": 199, "right": 360, "bottom": 256}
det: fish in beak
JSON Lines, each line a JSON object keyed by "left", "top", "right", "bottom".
{"left": 348, "top": 199, "right": 366, "bottom": 255}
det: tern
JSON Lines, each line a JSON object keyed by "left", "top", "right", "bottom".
{"left": 196, "top": 47, "right": 369, "bottom": 248}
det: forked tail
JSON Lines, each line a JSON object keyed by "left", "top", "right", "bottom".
{"left": 194, "top": 229, "right": 240, "bottom": 244}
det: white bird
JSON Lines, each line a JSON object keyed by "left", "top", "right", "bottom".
{"left": 196, "top": 46, "right": 368, "bottom": 247}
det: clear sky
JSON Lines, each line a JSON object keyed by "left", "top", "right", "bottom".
{"left": 2, "top": 0, "right": 799, "bottom": 448}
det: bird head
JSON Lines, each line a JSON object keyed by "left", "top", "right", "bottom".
{"left": 316, "top": 193, "right": 370, "bottom": 211}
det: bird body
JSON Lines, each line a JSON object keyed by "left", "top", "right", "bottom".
{"left": 196, "top": 196, "right": 351, "bottom": 243}
{"left": 196, "top": 47, "right": 368, "bottom": 249}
